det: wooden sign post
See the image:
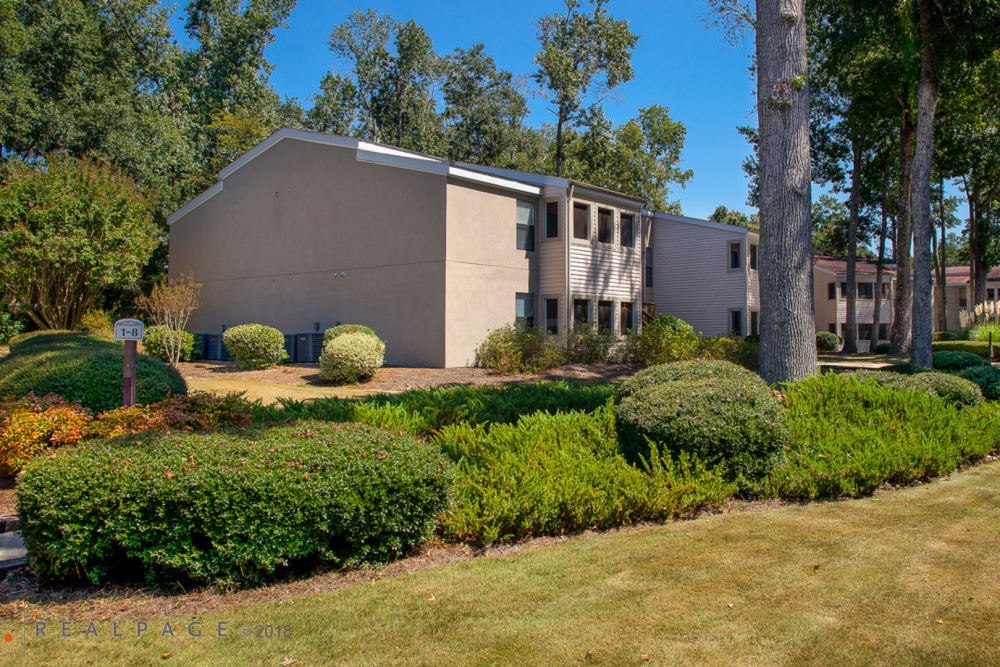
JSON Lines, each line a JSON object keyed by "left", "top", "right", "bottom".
{"left": 114, "top": 319, "right": 145, "bottom": 407}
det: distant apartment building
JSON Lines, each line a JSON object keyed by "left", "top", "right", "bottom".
{"left": 938, "top": 265, "right": 1000, "bottom": 330}
{"left": 813, "top": 256, "right": 896, "bottom": 351}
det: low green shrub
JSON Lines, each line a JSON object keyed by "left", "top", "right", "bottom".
{"left": 0, "top": 309, "right": 24, "bottom": 344}
{"left": 697, "top": 336, "right": 759, "bottom": 371}
{"left": 816, "top": 331, "right": 841, "bottom": 352}
{"left": 934, "top": 330, "right": 956, "bottom": 341}
{"left": 615, "top": 360, "right": 787, "bottom": 481}
{"left": 765, "top": 373, "right": 1000, "bottom": 499}
{"left": 0, "top": 332, "right": 185, "bottom": 412}
{"left": 970, "top": 322, "right": 1000, "bottom": 344}
{"left": 437, "top": 404, "right": 734, "bottom": 544}
{"left": 222, "top": 324, "right": 288, "bottom": 370}
{"left": 932, "top": 350, "right": 989, "bottom": 371}
{"left": 567, "top": 324, "right": 615, "bottom": 364}
{"left": 78, "top": 309, "right": 113, "bottom": 336}
{"left": 958, "top": 365, "right": 1000, "bottom": 402}
{"left": 874, "top": 343, "right": 892, "bottom": 354}
{"left": 323, "top": 324, "right": 376, "bottom": 346}
{"left": 319, "top": 331, "right": 385, "bottom": 383}
{"left": 616, "top": 359, "right": 751, "bottom": 401}
{"left": 142, "top": 326, "right": 198, "bottom": 363}
{"left": 932, "top": 340, "right": 993, "bottom": 359}
{"left": 850, "top": 369, "right": 982, "bottom": 407}
{"left": 17, "top": 421, "right": 452, "bottom": 585}
{"left": 474, "top": 325, "right": 565, "bottom": 374}
{"left": 622, "top": 314, "right": 699, "bottom": 365}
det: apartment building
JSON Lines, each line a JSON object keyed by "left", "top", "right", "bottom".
{"left": 168, "top": 129, "right": 646, "bottom": 367}
{"left": 812, "top": 255, "right": 895, "bottom": 351}
{"left": 939, "top": 265, "right": 1000, "bottom": 330}
{"left": 647, "top": 213, "right": 761, "bottom": 337}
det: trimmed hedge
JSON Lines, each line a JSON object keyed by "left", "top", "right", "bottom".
{"left": 932, "top": 350, "right": 989, "bottom": 372}
{"left": 323, "top": 324, "right": 376, "bottom": 347}
{"left": 17, "top": 421, "right": 452, "bottom": 585}
{"left": 142, "top": 326, "right": 198, "bottom": 363}
{"left": 958, "top": 365, "right": 1000, "bottom": 402}
{"left": 615, "top": 360, "right": 787, "bottom": 481}
{"left": 849, "top": 369, "right": 982, "bottom": 407}
{"left": 319, "top": 331, "right": 385, "bottom": 383}
{"left": 934, "top": 331, "right": 956, "bottom": 341}
{"left": 816, "top": 331, "right": 841, "bottom": 352}
{"left": 0, "top": 332, "right": 185, "bottom": 412}
{"left": 222, "top": 324, "right": 288, "bottom": 370}
{"left": 616, "top": 359, "right": 752, "bottom": 401}
{"left": 932, "top": 340, "right": 994, "bottom": 359}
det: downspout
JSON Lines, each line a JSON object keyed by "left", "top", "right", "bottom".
{"left": 565, "top": 183, "right": 574, "bottom": 342}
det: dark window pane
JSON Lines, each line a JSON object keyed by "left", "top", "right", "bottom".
{"left": 858, "top": 282, "right": 873, "bottom": 299}
{"left": 546, "top": 201, "right": 559, "bottom": 238}
{"left": 730, "top": 243, "right": 741, "bottom": 269}
{"left": 858, "top": 323, "right": 873, "bottom": 339}
{"left": 516, "top": 224, "right": 534, "bottom": 251}
{"left": 620, "top": 302, "right": 634, "bottom": 334}
{"left": 573, "top": 299, "right": 589, "bottom": 329}
{"left": 840, "top": 282, "right": 847, "bottom": 298}
{"left": 515, "top": 293, "right": 534, "bottom": 327}
{"left": 750, "top": 310, "right": 759, "bottom": 336}
{"left": 828, "top": 282, "right": 836, "bottom": 300}
{"left": 646, "top": 264, "right": 653, "bottom": 288}
{"left": 730, "top": 310, "right": 742, "bottom": 336}
{"left": 598, "top": 300, "right": 612, "bottom": 330}
{"left": 545, "top": 298, "right": 559, "bottom": 335}
{"left": 878, "top": 323, "right": 888, "bottom": 339}
{"left": 828, "top": 323, "right": 837, "bottom": 333}
{"left": 516, "top": 201, "right": 534, "bottom": 251}
{"left": 620, "top": 214, "right": 634, "bottom": 247}
{"left": 573, "top": 203, "right": 589, "bottom": 239}
{"left": 598, "top": 208, "right": 612, "bottom": 243}
{"left": 749, "top": 244, "right": 758, "bottom": 270}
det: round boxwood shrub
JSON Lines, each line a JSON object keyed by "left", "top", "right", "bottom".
{"left": 816, "top": 331, "right": 842, "bottom": 352}
{"left": 319, "top": 331, "right": 386, "bottom": 384}
{"left": 323, "top": 323, "right": 377, "bottom": 347}
{"left": 617, "top": 359, "right": 753, "bottom": 401}
{"left": 17, "top": 421, "right": 452, "bottom": 586}
{"left": 958, "top": 365, "right": 1000, "bottom": 401}
{"left": 142, "top": 325, "right": 198, "bottom": 363}
{"left": 849, "top": 369, "right": 982, "bottom": 407}
{"left": 222, "top": 323, "right": 288, "bottom": 370}
{"left": 0, "top": 333, "right": 185, "bottom": 412}
{"left": 932, "top": 350, "right": 989, "bottom": 372}
{"left": 614, "top": 360, "right": 788, "bottom": 481}
{"left": 934, "top": 330, "right": 956, "bottom": 341}
{"left": 874, "top": 343, "right": 892, "bottom": 354}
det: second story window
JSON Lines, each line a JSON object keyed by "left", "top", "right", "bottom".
{"left": 645, "top": 246, "right": 653, "bottom": 288}
{"left": 597, "top": 208, "right": 613, "bottom": 244}
{"left": 516, "top": 201, "right": 535, "bottom": 251}
{"left": 858, "top": 282, "right": 874, "bottom": 299}
{"left": 545, "top": 201, "right": 559, "bottom": 238}
{"left": 749, "top": 243, "right": 758, "bottom": 270}
{"left": 620, "top": 213, "right": 635, "bottom": 247}
{"left": 729, "top": 242, "right": 742, "bottom": 269}
{"left": 828, "top": 282, "right": 836, "bottom": 300}
{"left": 573, "top": 203, "right": 589, "bottom": 240}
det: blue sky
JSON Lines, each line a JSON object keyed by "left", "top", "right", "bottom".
{"left": 170, "top": 0, "right": 760, "bottom": 219}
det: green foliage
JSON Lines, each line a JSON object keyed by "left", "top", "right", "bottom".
{"left": 616, "top": 359, "right": 751, "bottom": 401}
{"left": 17, "top": 421, "right": 451, "bottom": 585}
{"left": 816, "top": 331, "right": 842, "bottom": 352}
{"left": 0, "top": 332, "right": 185, "bottom": 412}
{"left": 142, "top": 326, "right": 198, "bottom": 363}
{"left": 437, "top": 404, "right": 734, "bottom": 545}
{"left": 969, "top": 322, "right": 1000, "bottom": 343}
{"left": 222, "top": 324, "right": 288, "bottom": 370}
{"left": 957, "top": 365, "right": 1000, "bottom": 402}
{"left": 875, "top": 343, "right": 892, "bottom": 354}
{"left": 622, "top": 314, "right": 698, "bottom": 365}
{"left": 932, "top": 340, "right": 993, "bottom": 358}
{"left": 850, "top": 369, "right": 982, "bottom": 407}
{"left": 934, "top": 330, "right": 956, "bottom": 341}
{"left": 474, "top": 325, "right": 566, "bottom": 374}
{"left": 697, "top": 336, "right": 760, "bottom": 371}
{"left": 319, "top": 331, "right": 386, "bottom": 384}
{"left": 78, "top": 309, "right": 113, "bottom": 336}
{"left": 0, "top": 309, "right": 24, "bottom": 344}
{"left": 615, "top": 360, "right": 787, "bottom": 481}
{"left": 0, "top": 155, "right": 157, "bottom": 330}
{"left": 932, "top": 350, "right": 989, "bottom": 371}
{"left": 567, "top": 323, "right": 615, "bottom": 364}
{"left": 765, "top": 373, "right": 1000, "bottom": 499}
{"left": 323, "top": 324, "right": 376, "bottom": 347}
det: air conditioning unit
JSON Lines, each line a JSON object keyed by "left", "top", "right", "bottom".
{"left": 283, "top": 334, "right": 295, "bottom": 363}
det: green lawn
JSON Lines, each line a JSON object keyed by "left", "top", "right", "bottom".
{"left": 11, "top": 461, "right": 1000, "bottom": 665}
{"left": 185, "top": 374, "right": 373, "bottom": 403}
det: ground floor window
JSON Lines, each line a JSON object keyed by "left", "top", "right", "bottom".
{"left": 598, "top": 300, "right": 613, "bottom": 332}
{"left": 620, "top": 301, "right": 635, "bottom": 335}
{"left": 858, "top": 323, "right": 873, "bottom": 340}
{"left": 989, "top": 288, "right": 996, "bottom": 301}
{"left": 729, "top": 310, "right": 743, "bottom": 337}
{"left": 545, "top": 298, "right": 559, "bottom": 335}
{"left": 879, "top": 323, "right": 889, "bottom": 340}
{"left": 515, "top": 293, "right": 534, "bottom": 327}
{"left": 573, "top": 299, "right": 590, "bottom": 330}
{"left": 828, "top": 323, "right": 837, "bottom": 334}
{"left": 750, "top": 310, "right": 759, "bottom": 336}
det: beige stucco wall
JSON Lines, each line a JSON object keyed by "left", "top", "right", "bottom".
{"left": 169, "top": 137, "right": 449, "bottom": 367}
{"left": 443, "top": 181, "right": 536, "bottom": 367}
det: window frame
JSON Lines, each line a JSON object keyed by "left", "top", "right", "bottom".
{"left": 597, "top": 207, "right": 613, "bottom": 245}
{"left": 544, "top": 297, "right": 559, "bottom": 335}
{"left": 749, "top": 243, "right": 758, "bottom": 270}
{"left": 878, "top": 323, "right": 889, "bottom": 340}
{"left": 620, "top": 301, "right": 635, "bottom": 335}
{"left": 857, "top": 282, "right": 874, "bottom": 300}
{"left": 858, "top": 323, "right": 873, "bottom": 340}
{"left": 728, "top": 309, "right": 743, "bottom": 337}
{"left": 515, "top": 200, "right": 535, "bottom": 252}
{"left": 645, "top": 245, "right": 654, "bottom": 288}
{"left": 545, "top": 201, "right": 559, "bottom": 239}
{"left": 620, "top": 213, "right": 635, "bottom": 248}
{"left": 750, "top": 310, "right": 759, "bottom": 336}
{"left": 572, "top": 298, "right": 591, "bottom": 330}
{"left": 515, "top": 292, "right": 535, "bottom": 328}
{"left": 597, "top": 299, "right": 613, "bottom": 332}
{"left": 828, "top": 282, "right": 836, "bottom": 300}
{"left": 572, "top": 203, "right": 590, "bottom": 240}
{"left": 728, "top": 241, "right": 742, "bottom": 271}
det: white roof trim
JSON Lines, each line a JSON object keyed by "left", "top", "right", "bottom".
{"left": 448, "top": 166, "right": 542, "bottom": 195}
{"left": 572, "top": 185, "right": 644, "bottom": 208}
{"left": 453, "top": 161, "right": 568, "bottom": 188}
{"left": 357, "top": 140, "right": 441, "bottom": 163}
{"left": 649, "top": 212, "right": 750, "bottom": 234}
{"left": 218, "top": 129, "right": 358, "bottom": 181}
{"left": 167, "top": 181, "right": 223, "bottom": 226}
{"left": 356, "top": 149, "right": 450, "bottom": 175}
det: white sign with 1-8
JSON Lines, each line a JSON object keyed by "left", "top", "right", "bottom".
{"left": 114, "top": 318, "right": 145, "bottom": 341}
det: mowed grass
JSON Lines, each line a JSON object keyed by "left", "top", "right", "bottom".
{"left": 184, "top": 374, "right": 375, "bottom": 403}
{"left": 11, "top": 461, "right": 1000, "bottom": 666}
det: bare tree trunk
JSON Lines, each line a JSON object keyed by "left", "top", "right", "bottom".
{"left": 936, "top": 177, "right": 948, "bottom": 330}
{"left": 871, "top": 163, "right": 890, "bottom": 353}
{"left": 909, "top": 0, "right": 939, "bottom": 368}
{"left": 555, "top": 103, "right": 566, "bottom": 177}
{"left": 844, "top": 139, "right": 861, "bottom": 353}
{"left": 755, "top": 0, "right": 816, "bottom": 383}
{"left": 891, "top": 112, "right": 916, "bottom": 353}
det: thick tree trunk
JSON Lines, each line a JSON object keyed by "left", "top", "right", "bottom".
{"left": 871, "top": 164, "right": 890, "bottom": 353}
{"left": 936, "top": 178, "right": 948, "bottom": 330}
{"left": 755, "top": 0, "right": 816, "bottom": 383}
{"left": 844, "top": 140, "right": 861, "bottom": 353}
{"left": 909, "top": 0, "right": 939, "bottom": 368}
{"left": 891, "top": 113, "right": 916, "bottom": 353}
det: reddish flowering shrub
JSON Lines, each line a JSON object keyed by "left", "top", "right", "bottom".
{"left": 0, "top": 394, "right": 92, "bottom": 476}
{"left": 91, "top": 392, "right": 252, "bottom": 438}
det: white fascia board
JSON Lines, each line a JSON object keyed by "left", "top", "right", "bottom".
{"left": 651, "top": 211, "right": 750, "bottom": 235}
{"left": 453, "top": 161, "right": 568, "bottom": 189}
{"left": 571, "top": 185, "right": 644, "bottom": 208}
{"left": 356, "top": 149, "right": 450, "bottom": 176}
{"left": 813, "top": 264, "right": 838, "bottom": 277}
{"left": 357, "top": 141, "right": 441, "bottom": 162}
{"left": 167, "top": 181, "right": 223, "bottom": 226}
{"left": 448, "top": 166, "right": 542, "bottom": 195}
{"left": 218, "top": 129, "right": 358, "bottom": 181}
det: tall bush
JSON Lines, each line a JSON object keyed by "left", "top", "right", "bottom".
{"left": 222, "top": 323, "right": 287, "bottom": 370}
{"left": 323, "top": 324, "right": 376, "bottom": 346}
{"left": 142, "top": 325, "right": 198, "bottom": 363}
{"left": 622, "top": 314, "right": 699, "bottom": 365}
{"left": 474, "top": 325, "right": 565, "bottom": 374}
{"left": 319, "top": 331, "right": 385, "bottom": 383}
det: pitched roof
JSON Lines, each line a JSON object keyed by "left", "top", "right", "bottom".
{"left": 943, "top": 265, "right": 1000, "bottom": 286}
{"left": 813, "top": 255, "right": 895, "bottom": 277}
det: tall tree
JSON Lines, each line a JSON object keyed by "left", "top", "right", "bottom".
{"left": 533, "top": 0, "right": 638, "bottom": 176}
{"left": 306, "top": 73, "right": 357, "bottom": 135}
{"left": 754, "top": 0, "right": 816, "bottom": 382}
